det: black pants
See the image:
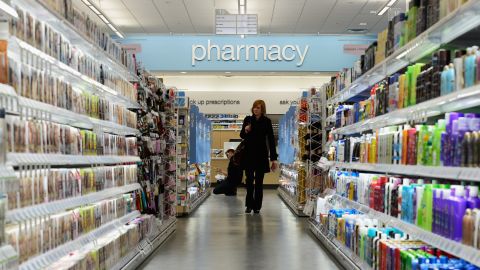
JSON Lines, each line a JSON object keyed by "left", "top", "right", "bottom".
{"left": 245, "top": 167, "right": 265, "bottom": 210}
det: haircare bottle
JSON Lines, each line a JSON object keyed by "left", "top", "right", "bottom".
{"left": 0, "top": 108, "right": 5, "bottom": 165}
{"left": 463, "top": 209, "right": 474, "bottom": 246}
{"left": 466, "top": 186, "right": 480, "bottom": 209}
{"left": 453, "top": 50, "right": 464, "bottom": 91}
{"left": 464, "top": 47, "right": 476, "bottom": 88}
{"left": 448, "top": 185, "right": 467, "bottom": 241}
{"left": 440, "top": 65, "right": 449, "bottom": 96}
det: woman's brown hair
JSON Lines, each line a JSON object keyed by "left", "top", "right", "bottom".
{"left": 251, "top": 100, "right": 266, "bottom": 115}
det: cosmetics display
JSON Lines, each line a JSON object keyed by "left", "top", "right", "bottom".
{"left": 313, "top": 204, "right": 480, "bottom": 270}
{"left": 15, "top": 0, "right": 136, "bottom": 76}
{"left": 48, "top": 214, "right": 156, "bottom": 270}
{"left": 326, "top": 0, "right": 473, "bottom": 101}
{"left": 4, "top": 165, "right": 136, "bottom": 211}
{"left": 5, "top": 116, "right": 137, "bottom": 156}
{"left": 136, "top": 69, "right": 177, "bottom": 220}
{"left": 6, "top": 194, "right": 135, "bottom": 263}
{"left": 10, "top": 7, "right": 137, "bottom": 102}
{"left": 8, "top": 59, "right": 137, "bottom": 128}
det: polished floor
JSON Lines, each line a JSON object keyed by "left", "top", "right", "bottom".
{"left": 139, "top": 189, "right": 341, "bottom": 270}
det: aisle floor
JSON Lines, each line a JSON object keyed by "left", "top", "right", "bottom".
{"left": 139, "top": 189, "right": 341, "bottom": 270}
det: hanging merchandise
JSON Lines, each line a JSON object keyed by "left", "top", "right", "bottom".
{"left": 135, "top": 68, "right": 177, "bottom": 221}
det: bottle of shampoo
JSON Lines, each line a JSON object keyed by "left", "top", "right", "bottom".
{"left": 463, "top": 209, "right": 474, "bottom": 246}
{"left": 448, "top": 185, "right": 467, "bottom": 241}
{"left": 453, "top": 50, "right": 464, "bottom": 91}
{"left": 466, "top": 186, "right": 480, "bottom": 209}
{"left": 440, "top": 65, "right": 449, "bottom": 96}
{"left": 464, "top": 47, "right": 476, "bottom": 88}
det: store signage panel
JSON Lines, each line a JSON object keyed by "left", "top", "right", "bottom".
{"left": 123, "top": 35, "right": 374, "bottom": 72}
{"left": 185, "top": 91, "right": 301, "bottom": 114}
{"left": 216, "top": 14, "right": 257, "bottom": 35}
{"left": 343, "top": 44, "right": 369, "bottom": 56}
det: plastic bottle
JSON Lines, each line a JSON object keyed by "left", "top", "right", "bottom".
{"left": 440, "top": 65, "right": 449, "bottom": 96}
{"left": 453, "top": 50, "right": 465, "bottom": 91}
{"left": 466, "top": 186, "right": 480, "bottom": 209}
{"left": 0, "top": 108, "right": 5, "bottom": 165}
{"left": 447, "top": 63, "right": 456, "bottom": 94}
{"left": 432, "top": 120, "right": 446, "bottom": 166}
{"left": 454, "top": 117, "right": 469, "bottom": 166}
{"left": 448, "top": 185, "right": 467, "bottom": 241}
{"left": 463, "top": 209, "right": 475, "bottom": 246}
{"left": 465, "top": 47, "right": 476, "bottom": 88}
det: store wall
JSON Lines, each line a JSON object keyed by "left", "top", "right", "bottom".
{"left": 164, "top": 76, "right": 329, "bottom": 114}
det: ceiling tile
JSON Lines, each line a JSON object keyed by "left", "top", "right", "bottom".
{"left": 153, "top": 0, "right": 195, "bottom": 33}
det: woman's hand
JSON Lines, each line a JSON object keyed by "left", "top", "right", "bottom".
{"left": 245, "top": 124, "right": 252, "bottom": 133}
{"left": 271, "top": 161, "right": 278, "bottom": 172}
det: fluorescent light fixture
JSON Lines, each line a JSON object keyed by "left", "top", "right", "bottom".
{"left": 81, "top": 0, "right": 124, "bottom": 39}
{"left": 387, "top": 0, "right": 398, "bottom": 6}
{"left": 359, "top": 22, "right": 367, "bottom": 26}
{"left": 180, "top": 72, "right": 187, "bottom": 74}
{"left": 378, "top": 6, "right": 389, "bottom": 15}
{"left": 0, "top": 0, "right": 18, "bottom": 18}
{"left": 98, "top": 14, "right": 109, "bottom": 24}
{"left": 225, "top": 72, "right": 231, "bottom": 74}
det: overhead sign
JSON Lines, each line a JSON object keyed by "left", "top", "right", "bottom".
{"left": 343, "top": 44, "right": 369, "bottom": 56}
{"left": 192, "top": 40, "right": 309, "bottom": 67}
{"left": 121, "top": 43, "right": 142, "bottom": 54}
{"left": 216, "top": 14, "right": 257, "bottom": 35}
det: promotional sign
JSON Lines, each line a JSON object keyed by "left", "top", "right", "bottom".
{"left": 343, "top": 44, "right": 369, "bottom": 56}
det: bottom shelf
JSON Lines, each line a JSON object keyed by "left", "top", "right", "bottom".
{"left": 177, "top": 189, "right": 211, "bottom": 216}
{"left": 113, "top": 217, "right": 177, "bottom": 270}
{"left": 277, "top": 187, "right": 308, "bottom": 217}
{"left": 308, "top": 219, "right": 371, "bottom": 270}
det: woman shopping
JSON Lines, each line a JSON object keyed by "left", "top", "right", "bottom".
{"left": 240, "top": 100, "right": 278, "bottom": 214}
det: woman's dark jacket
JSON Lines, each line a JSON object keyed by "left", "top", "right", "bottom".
{"left": 240, "top": 115, "right": 278, "bottom": 173}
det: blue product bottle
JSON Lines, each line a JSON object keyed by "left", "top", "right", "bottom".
{"left": 441, "top": 65, "right": 449, "bottom": 96}
{"left": 465, "top": 47, "right": 476, "bottom": 88}
{"left": 447, "top": 63, "right": 456, "bottom": 94}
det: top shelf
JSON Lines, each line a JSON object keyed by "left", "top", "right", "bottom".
{"left": 327, "top": 0, "right": 480, "bottom": 105}
{"left": 11, "top": 0, "right": 138, "bottom": 82}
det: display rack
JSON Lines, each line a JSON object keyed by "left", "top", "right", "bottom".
{"left": 277, "top": 186, "right": 307, "bottom": 217}
{"left": 327, "top": 0, "right": 480, "bottom": 105}
{"left": 308, "top": 219, "right": 368, "bottom": 270}
{"left": 177, "top": 105, "right": 211, "bottom": 216}
{"left": 113, "top": 217, "right": 177, "bottom": 270}
{"left": 175, "top": 98, "right": 190, "bottom": 215}
{"left": 331, "top": 194, "right": 480, "bottom": 266}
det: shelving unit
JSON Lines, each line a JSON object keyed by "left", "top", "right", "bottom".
{"left": 308, "top": 219, "right": 369, "bottom": 270}
{"left": 277, "top": 187, "right": 307, "bottom": 217}
{"left": 331, "top": 194, "right": 480, "bottom": 266}
{"left": 175, "top": 100, "right": 190, "bottom": 215}
{"left": 327, "top": 0, "right": 480, "bottom": 105}
{"left": 331, "top": 83, "right": 480, "bottom": 135}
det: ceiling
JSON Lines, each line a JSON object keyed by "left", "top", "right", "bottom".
{"left": 84, "top": 0, "right": 406, "bottom": 35}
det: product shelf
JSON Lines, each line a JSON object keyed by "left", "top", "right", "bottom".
{"left": 0, "top": 0, "right": 17, "bottom": 18}
{"left": 18, "top": 97, "right": 140, "bottom": 135}
{"left": 327, "top": 0, "right": 480, "bottom": 105}
{"left": 186, "top": 189, "right": 211, "bottom": 215}
{"left": 277, "top": 187, "right": 308, "bottom": 217}
{"left": 308, "top": 219, "right": 370, "bottom": 270}
{"left": 18, "top": 210, "right": 140, "bottom": 270}
{"left": 328, "top": 161, "right": 480, "bottom": 182}
{"left": 113, "top": 217, "right": 177, "bottom": 270}
{"left": 8, "top": 37, "right": 139, "bottom": 109}
{"left": 6, "top": 183, "right": 141, "bottom": 223}
{"left": 331, "top": 194, "right": 480, "bottom": 267}
{"left": 11, "top": 0, "right": 137, "bottom": 82}
{"left": 7, "top": 153, "right": 140, "bottom": 166}
{"left": 332, "top": 84, "right": 480, "bottom": 135}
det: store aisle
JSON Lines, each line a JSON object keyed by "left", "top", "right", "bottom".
{"left": 139, "top": 189, "right": 341, "bottom": 270}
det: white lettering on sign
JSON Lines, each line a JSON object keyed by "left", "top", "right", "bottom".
{"left": 191, "top": 40, "right": 309, "bottom": 67}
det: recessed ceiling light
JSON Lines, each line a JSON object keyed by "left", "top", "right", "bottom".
{"left": 359, "top": 22, "right": 367, "bottom": 26}
{"left": 180, "top": 72, "right": 187, "bottom": 74}
{"left": 347, "top": 28, "right": 368, "bottom": 33}
{"left": 225, "top": 72, "right": 231, "bottom": 74}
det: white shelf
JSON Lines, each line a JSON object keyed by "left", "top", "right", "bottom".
{"left": 7, "top": 153, "right": 140, "bottom": 166}
{"left": 0, "top": 0, "right": 17, "bottom": 18}
{"left": 332, "top": 195, "right": 480, "bottom": 267}
{"left": 327, "top": 0, "right": 480, "bottom": 105}
{"left": 277, "top": 187, "right": 308, "bottom": 217}
{"left": 332, "top": 84, "right": 480, "bottom": 135}
{"left": 8, "top": 37, "right": 139, "bottom": 109}
{"left": 11, "top": 0, "right": 137, "bottom": 82}
{"left": 6, "top": 183, "right": 141, "bottom": 222}
{"left": 308, "top": 219, "right": 369, "bottom": 270}
{"left": 19, "top": 97, "right": 139, "bottom": 135}
{"left": 328, "top": 161, "right": 480, "bottom": 182}
{"left": 19, "top": 210, "right": 141, "bottom": 270}
{"left": 113, "top": 218, "right": 177, "bottom": 270}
